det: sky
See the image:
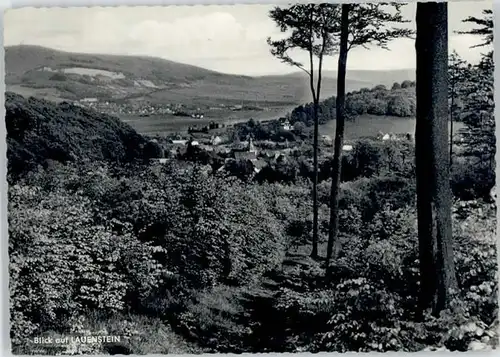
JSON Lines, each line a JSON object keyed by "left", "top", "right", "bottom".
{"left": 4, "top": 1, "right": 492, "bottom": 76}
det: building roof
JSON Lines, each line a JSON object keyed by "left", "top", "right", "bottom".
{"left": 172, "top": 139, "right": 187, "bottom": 145}
{"left": 234, "top": 151, "right": 257, "bottom": 161}
{"left": 253, "top": 159, "right": 268, "bottom": 170}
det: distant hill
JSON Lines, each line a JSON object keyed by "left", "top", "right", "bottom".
{"left": 5, "top": 45, "right": 415, "bottom": 106}
{"left": 281, "top": 69, "right": 415, "bottom": 89}
{"left": 5, "top": 91, "right": 159, "bottom": 179}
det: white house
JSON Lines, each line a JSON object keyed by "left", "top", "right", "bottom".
{"left": 172, "top": 140, "right": 188, "bottom": 145}
{"left": 211, "top": 136, "right": 222, "bottom": 146}
{"left": 150, "top": 158, "right": 169, "bottom": 164}
{"left": 282, "top": 119, "right": 292, "bottom": 131}
{"left": 80, "top": 97, "right": 98, "bottom": 103}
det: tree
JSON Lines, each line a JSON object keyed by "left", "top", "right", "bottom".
{"left": 415, "top": 2, "right": 458, "bottom": 313}
{"left": 391, "top": 82, "right": 401, "bottom": 90}
{"left": 457, "top": 8, "right": 494, "bottom": 186}
{"left": 293, "top": 121, "right": 306, "bottom": 135}
{"left": 268, "top": 4, "right": 341, "bottom": 258}
{"left": 326, "top": 3, "right": 413, "bottom": 265}
{"left": 401, "top": 80, "right": 413, "bottom": 88}
{"left": 459, "top": 9, "right": 493, "bottom": 47}
{"left": 448, "top": 51, "right": 467, "bottom": 169}
{"left": 326, "top": 4, "right": 350, "bottom": 263}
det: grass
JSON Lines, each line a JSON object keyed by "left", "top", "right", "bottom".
{"left": 320, "top": 114, "right": 465, "bottom": 139}
{"left": 123, "top": 112, "right": 466, "bottom": 138}
{"left": 120, "top": 106, "right": 295, "bottom": 135}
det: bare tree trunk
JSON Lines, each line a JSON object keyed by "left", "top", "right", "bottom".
{"left": 415, "top": 2, "right": 458, "bottom": 314}
{"left": 326, "top": 4, "right": 350, "bottom": 266}
{"left": 307, "top": 34, "right": 319, "bottom": 259}
{"left": 311, "top": 99, "right": 319, "bottom": 259}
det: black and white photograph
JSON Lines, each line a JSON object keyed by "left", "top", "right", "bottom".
{"left": 4, "top": 1, "right": 497, "bottom": 354}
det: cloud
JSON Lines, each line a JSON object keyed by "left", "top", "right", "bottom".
{"left": 3, "top": 3, "right": 491, "bottom": 75}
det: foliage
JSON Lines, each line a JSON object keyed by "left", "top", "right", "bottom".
{"left": 8, "top": 180, "right": 159, "bottom": 346}
{"left": 290, "top": 83, "right": 417, "bottom": 127}
{"left": 272, "top": 203, "right": 496, "bottom": 353}
{"left": 453, "top": 8, "right": 495, "bottom": 200}
{"left": 176, "top": 286, "right": 252, "bottom": 352}
{"left": 289, "top": 97, "right": 337, "bottom": 126}
{"left": 5, "top": 92, "right": 158, "bottom": 181}
{"left": 267, "top": 4, "right": 340, "bottom": 85}
{"left": 457, "top": 52, "right": 495, "bottom": 179}
{"left": 458, "top": 9, "right": 493, "bottom": 48}
{"left": 344, "top": 3, "right": 413, "bottom": 51}
{"left": 234, "top": 119, "right": 296, "bottom": 143}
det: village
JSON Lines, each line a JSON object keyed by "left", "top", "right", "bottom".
{"left": 74, "top": 97, "right": 263, "bottom": 118}
{"left": 149, "top": 114, "right": 416, "bottom": 182}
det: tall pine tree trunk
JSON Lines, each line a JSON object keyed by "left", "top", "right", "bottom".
{"left": 326, "top": 4, "right": 350, "bottom": 266}
{"left": 415, "top": 2, "right": 458, "bottom": 314}
{"left": 311, "top": 99, "right": 319, "bottom": 259}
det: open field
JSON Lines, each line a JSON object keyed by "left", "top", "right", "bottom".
{"left": 122, "top": 111, "right": 466, "bottom": 138}
{"left": 119, "top": 106, "right": 295, "bottom": 135}
{"left": 320, "top": 114, "right": 465, "bottom": 139}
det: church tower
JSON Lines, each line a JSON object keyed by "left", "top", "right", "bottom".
{"left": 248, "top": 136, "right": 256, "bottom": 154}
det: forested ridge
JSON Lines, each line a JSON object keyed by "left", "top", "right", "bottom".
{"left": 5, "top": 92, "right": 161, "bottom": 180}
{"left": 289, "top": 81, "right": 418, "bottom": 126}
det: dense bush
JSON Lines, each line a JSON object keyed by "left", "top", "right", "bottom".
{"left": 270, "top": 203, "right": 497, "bottom": 353}
{"left": 8, "top": 181, "right": 160, "bottom": 345}
{"left": 451, "top": 156, "right": 495, "bottom": 201}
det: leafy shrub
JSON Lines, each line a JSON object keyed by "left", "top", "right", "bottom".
{"left": 8, "top": 183, "right": 159, "bottom": 345}
{"left": 177, "top": 286, "right": 251, "bottom": 352}
{"left": 451, "top": 156, "right": 495, "bottom": 200}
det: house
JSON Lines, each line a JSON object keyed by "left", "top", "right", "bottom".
{"left": 234, "top": 151, "right": 257, "bottom": 161}
{"left": 232, "top": 136, "right": 258, "bottom": 159}
{"left": 322, "top": 135, "right": 334, "bottom": 146}
{"left": 199, "top": 144, "right": 214, "bottom": 152}
{"left": 253, "top": 159, "right": 268, "bottom": 173}
{"left": 171, "top": 139, "right": 188, "bottom": 145}
{"left": 211, "top": 136, "right": 222, "bottom": 146}
{"left": 171, "top": 146, "right": 188, "bottom": 156}
{"left": 282, "top": 119, "right": 292, "bottom": 131}
{"left": 150, "top": 158, "right": 169, "bottom": 164}
{"left": 215, "top": 146, "right": 232, "bottom": 155}
{"left": 261, "top": 150, "right": 278, "bottom": 159}
{"left": 380, "top": 132, "right": 409, "bottom": 141}
{"left": 80, "top": 97, "right": 98, "bottom": 103}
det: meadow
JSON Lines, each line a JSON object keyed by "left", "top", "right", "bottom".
{"left": 121, "top": 110, "right": 465, "bottom": 138}
{"left": 119, "top": 106, "right": 296, "bottom": 135}
{"left": 320, "top": 115, "right": 465, "bottom": 139}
